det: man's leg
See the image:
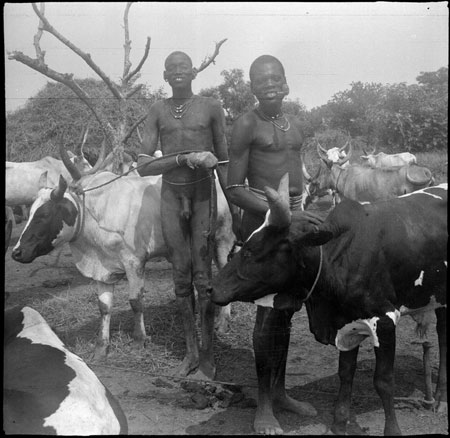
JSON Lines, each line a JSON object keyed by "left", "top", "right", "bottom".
{"left": 253, "top": 306, "right": 317, "bottom": 435}
{"left": 161, "top": 184, "right": 199, "bottom": 377}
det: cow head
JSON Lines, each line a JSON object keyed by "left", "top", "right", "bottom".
{"left": 210, "top": 174, "right": 332, "bottom": 306}
{"left": 11, "top": 173, "right": 78, "bottom": 263}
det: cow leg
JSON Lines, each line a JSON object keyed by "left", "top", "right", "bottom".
{"left": 373, "top": 316, "right": 401, "bottom": 436}
{"left": 434, "top": 306, "right": 447, "bottom": 412}
{"left": 215, "top": 304, "right": 231, "bottom": 334}
{"left": 93, "top": 281, "right": 114, "bottom": 361}
{"left": 332, "top": 346, "right": 359, "bottom": 434}
{"left": 124, "top": 260, "right": 147, "bottom": 348}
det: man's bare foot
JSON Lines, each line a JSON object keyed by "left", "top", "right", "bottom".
{"left": 273, "top": 394, "right": 317, "bottom": 417}
{"left": 173, "top": 356, "right": 198, "bottom": 377}
{"left": 254, "top": 407, "right": 283, "bottom": 435}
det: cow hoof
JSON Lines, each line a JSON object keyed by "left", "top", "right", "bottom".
{"left": 214, "top": 319, "right": 230, "bottom": 334}
{"left": 435, "top": 401, "right": 447, "bottom": 414}
{"left": 131, "top": 337, "right": 147, "bottom": 351}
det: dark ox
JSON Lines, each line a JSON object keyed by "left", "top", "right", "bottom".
{"left": 211, "top": 175, "right": 447, "bottom": 435}
{"left": 11, "top": 145, "right": 236, "bottom": 359}
{"left": 4, "top": 306, "right": 128, "bottom": 434}
{"left": 303, "top": 141, "right": 433, "bottom": 203}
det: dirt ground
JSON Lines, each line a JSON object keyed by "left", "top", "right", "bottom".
{"left": 4, "top": 222, "right": 448, "bottom": 435}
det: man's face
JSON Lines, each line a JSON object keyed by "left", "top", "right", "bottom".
{"left": 164, "top": 53, "right": 196, "bottom": 89}
{"left": 250, "top": 62, "right": 287, "bottom": 102}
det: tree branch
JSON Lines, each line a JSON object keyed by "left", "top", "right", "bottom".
{"left": 122, "top": 2, "right": 132, "bottom": 79}
{"left": 123, "top": 37, "right": 151, "bottom": 85}
{"left": 193, "top": 39, "right": 227, "bottom": 75}
{"left": 33, "top": 2, "right": 45, "bottom": 65}
{"left": 122, "top": 113, "right": 147, "bottom": 144}
{"left": 31, "top": 2, "right": 123, "bottom": 101}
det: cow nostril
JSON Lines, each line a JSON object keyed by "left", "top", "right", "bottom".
{"left": 11, "top": 248, "right": 21, "bottom": 260}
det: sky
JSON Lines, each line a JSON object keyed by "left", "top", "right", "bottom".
{"left": 4, "top": 2, "right": 449, "bottom": 113}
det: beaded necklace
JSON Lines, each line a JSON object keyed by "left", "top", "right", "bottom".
{"left": 256, "top": 106, "right": 291, "bottom": 132}
{"left": 169, "top": 96, "right": 194, "bottom": 119}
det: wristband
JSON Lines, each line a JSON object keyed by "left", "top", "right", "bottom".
{"left": 175, "top": 154, "right": 182, "bottom": 166}
{"left": 138, "top": 153, "right": 152, "bottom": 159}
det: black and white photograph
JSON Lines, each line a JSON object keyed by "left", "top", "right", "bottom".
{"left": 4, "top": 2, "right": 448, "bottom": 435}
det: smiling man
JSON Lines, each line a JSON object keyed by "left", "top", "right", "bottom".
{"left": 225, "top": 55, "right": 322, "bottom": 434}
{"left": 136, "top": 51, "right": 231, "bottom": 380}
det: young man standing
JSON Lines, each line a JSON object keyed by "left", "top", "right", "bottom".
{"left": 226, "top": 55, "right": 322, "bottom": 434}
{"left": 137, "top": 51, "right": 229, "bottom": 381}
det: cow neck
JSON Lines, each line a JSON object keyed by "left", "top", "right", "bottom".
{"left": 67, "top": 190, "right": 85, "bottom": 243}
{"left": 333, "top": 165, "right": 345, "bottom": 193}
{"left": 302, "top": 246, "right": 323, "bottom": 302}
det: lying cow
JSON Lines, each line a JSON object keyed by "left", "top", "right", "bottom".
{"left": 12, "top": 145, "right": 236, "bottom": 360}
{"left": 4, "top": 305, "right": 128, "bottom": 434}
{"left": 211, "top": 174, "right": 447, "bottom": 435}
{"left": 361, "top": 145, "right": 417, "bottom": 168}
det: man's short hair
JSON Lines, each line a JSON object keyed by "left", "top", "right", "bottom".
{"left": 249, "top": 55, "right": 285, "bottom": 80}
{"left": 164, "top": 51, "right": 193, "bottom": 68}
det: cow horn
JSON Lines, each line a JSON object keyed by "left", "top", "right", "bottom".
{"left": 76, "top": 125, "right": 90, "bottom": 157}
{"left": 316, "top": 142, "right": 333, "bottom": 167}
{"left": 38, "top": 171, "right": 49, "bottom": 189}
{"left": 79, "top": 138, "right": 107, "bottom": 175}
{"left": 406, "top": 164, "right": 433, "bottom": 186}
{"left": 339, "top": 140, "right": 352, "bottom": 165}
{"left": 301, "top": 160, "right": 312, "bottom": 182}
{"left": 50, "top": 175, "right": 68, "bottom": 201}
{"left": 265, "top": 173, "right": 291, "bottom": 228}
{"left": 60, "top": 143, "right": 82, "bottom": 181}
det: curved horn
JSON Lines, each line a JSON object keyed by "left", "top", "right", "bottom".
{"left": 50, "top": 175, "right": 68, "bottom": 201}
{"left": 316, "top": 142, "right": 333, "bottom": 167}
{"left": 339, "top": 139, "right": 349, "bottom": 152}
{"left": 78, "top": 138, "right": 107, "bottom": 175}
{"left": 60, "top": 143, "right": 82, "bottom": 181}
{"left": 76, "top": 125, "right": 90, "bottom": 156}
{"left": 265, "top": 173, "right": 291, "bottom": 228}
{"left": 406, "top": 165, "right": 433, "bottom": 186}
{"left": 302, "top": 161, "right": 312, "bottom": 182}
{"left": 339, "top": 140, "right": 352, "bottom": 165}
{"left": 316, "top": 140, "right": 328, "bottom": 155}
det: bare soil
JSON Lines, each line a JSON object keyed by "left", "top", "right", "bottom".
{"left": 5, "top": 223, "right": 448, "bottom": 435}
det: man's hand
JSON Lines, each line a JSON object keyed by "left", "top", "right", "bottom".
{"left": 183, "top": 152, "right": 218, "bottom": 169}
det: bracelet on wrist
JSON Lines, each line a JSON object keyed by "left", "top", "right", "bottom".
{"left": 175, "top": 154, "right": 182, "bottom": 166}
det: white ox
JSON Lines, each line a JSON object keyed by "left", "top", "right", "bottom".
{"left": 12, "top": 153, "right": 236, "bottom": 359}
{"left": 361, "top": 151, "right": 417, "bottom": 168}
{"left": 6, "top": 152, "right": 92, "bottom": 207}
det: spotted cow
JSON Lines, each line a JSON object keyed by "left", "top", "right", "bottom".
{"left": 211, "top": 174, "right": 447, "bottom": 435}
{"left": 4, "top": 305, "right": 128, "bottom": 434}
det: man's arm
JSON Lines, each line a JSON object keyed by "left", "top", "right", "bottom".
{"left": 226, "top": 115, "right": 269, "bottom": 217}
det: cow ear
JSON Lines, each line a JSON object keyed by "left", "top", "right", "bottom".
{"left": 38, "top": 171, "right": 48, "bottom": 189}
{"left": 302, "top": 229, "right": 333, "bottom": 246}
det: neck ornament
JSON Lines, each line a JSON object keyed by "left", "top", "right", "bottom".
{"left": 169, "top": 96, "right": 194, "bottom": 119}
{"left": 256, "top": 106, "right": 290, "bottom": 132}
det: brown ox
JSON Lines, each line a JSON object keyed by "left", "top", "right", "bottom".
{"left": 361, "top": 145, "right": 417, "bottom": 168}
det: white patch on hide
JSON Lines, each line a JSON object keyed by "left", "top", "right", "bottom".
{"left": 414, "top": 270, "right": 424, "bottom": 286}
{"left": 254, "top": 293, "right": 277, "bottom": 308}
{"left": 18, "top": 307, "right": 121, "bottom": 435}
{"left": 335, "top": 317, "right": 380, "bottom": 351}
{"left": 246, "top": 211, "right": 270, "bottom": 243}
{"left": 386, "top": 309, "right": 401, "bottom": 326}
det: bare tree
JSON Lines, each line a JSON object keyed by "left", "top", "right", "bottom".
{"left": 8, "top": 2, "right": 227, "bottom": 173}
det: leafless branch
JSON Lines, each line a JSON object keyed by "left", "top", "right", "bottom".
{"left": 123, "top": 37, "right": 151, "bottom": 85}
{"left": 122, "top": 114, "right": 147, "bottom": 144}
{"left": 31, "top": 2, "right": 123, "bottom": 100}
{"left": 33, "top": 2, "right": 45, "bottom": 65}
{"left": 193, "top": 39, "right": 227, "bottom": 75}
{"left": 125, "top": 83, "right": 144, "bottom": 99}
{"left": 122, "top": 2, "right": 132, "bottom": 79}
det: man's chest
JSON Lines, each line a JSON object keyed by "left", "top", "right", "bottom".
{"left": 251, "top": 124, "right": 302, "bottom": 153}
